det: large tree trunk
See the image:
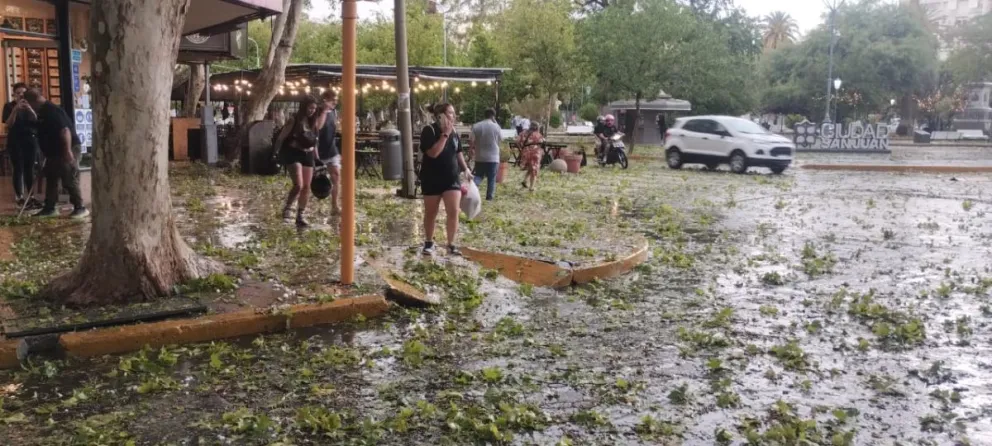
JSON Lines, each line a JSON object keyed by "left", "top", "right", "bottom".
{"left": 42, "top": 0, "right": 220, "bottom": 306}
{"left": 242, "top": 0, "right": 305, "bottom": 126}
{"left": 182, "top": 63, "right": 205, "bottom": 117}
{"left": 265, "top": 0, "right": 292, "bottom": 67}
{"left": 230, "top": 0, "right": 304, "bottom": 162}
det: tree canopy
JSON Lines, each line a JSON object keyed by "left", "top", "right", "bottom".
{"left": 945, "top": 13, "right": 992, "bottom": 84}
{"left": 759, "top": 1, "right": 939, "bottom": 120}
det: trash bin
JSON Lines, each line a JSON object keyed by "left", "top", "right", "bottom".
{"left": 913, "top": 130, "right": 931, "bottom": 144}
{"left": 379, "top": 129, "right": 402, "bottom": 180}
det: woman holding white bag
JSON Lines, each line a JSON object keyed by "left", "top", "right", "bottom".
{"left": 419, "top": 103, "right": 471, "bottom": 256}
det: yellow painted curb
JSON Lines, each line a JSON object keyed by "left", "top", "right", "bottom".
{"left": 382, "top": 273, "right": 440, "bottom": 306}
{"left": 801, "top": 164, "right": 992, "bottom": 174}
{"left": 572, "top": 239, "right": 650, "bottom": 284}
{"left": 55, "top": 295, "right": 389, "bottom": 361}
{"left": 0, "top": 340, "right": 19, "bottom": 369}
{"left": 462, "top": 247, "right": 573, "bottom": 288}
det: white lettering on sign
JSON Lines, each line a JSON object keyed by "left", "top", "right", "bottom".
{"left": 794, "top": 120, "right": 890, "bottom": 152}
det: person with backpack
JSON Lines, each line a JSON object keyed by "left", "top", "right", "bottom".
{"left": 419, "top": 103, "right": 470, "bottom": 256}
{"left": 273, "top": 96, "right": 324, "bottom": 227}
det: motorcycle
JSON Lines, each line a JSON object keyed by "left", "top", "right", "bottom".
{"left": 598, "top": 133, "right": 629, "bottom": 169}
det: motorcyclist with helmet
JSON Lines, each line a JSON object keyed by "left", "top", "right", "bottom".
{"left": 594, "top": 114, "right": 619, "bottom": 161}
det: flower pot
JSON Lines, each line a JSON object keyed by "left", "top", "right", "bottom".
{"left": 565, "top": 155, "right": 582, "bottom": 173}
{"left": 496, "top": 162, "right": 509, "bottom": 183}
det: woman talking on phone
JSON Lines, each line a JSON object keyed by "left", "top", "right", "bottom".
{"left": 419, "top": 103, "right": 471, "bottom": 256}
{"left": 273, "top": 96, "right": 324, "bottom": 227}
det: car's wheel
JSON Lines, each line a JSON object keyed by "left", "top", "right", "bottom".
{"left": 770, "top": 166, "right": 787, "bottom": 175}
{"left": 729, "top": 151, "right": 748, "bottom": 174}
{"left": 618, "top": 151, "right": 629, "bottom": 169}
{"left": 705, "top": 162, "right": 719, "bottom": 171}
{"left": 666, "top": 148, "right": 683, "bottom": 169}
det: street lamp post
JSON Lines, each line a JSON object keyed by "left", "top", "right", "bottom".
{"left": 824, "top": 8, "right": 839, "bottom": 122}
{"left": 833, "top": 78, "right": 842, "bottom": 122}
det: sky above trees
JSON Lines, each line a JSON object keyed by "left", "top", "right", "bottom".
{"left": 307, "top": 0, "right": 827, "bottom": 34}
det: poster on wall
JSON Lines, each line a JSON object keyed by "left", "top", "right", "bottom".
{"left": 74, "top": 109, "right": 92, "bottom": 153}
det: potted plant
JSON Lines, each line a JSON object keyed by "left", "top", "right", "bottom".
{"left": 564, "top": 146, "right": 583, "bottom": 173}
{"left": 496, "top": 144, "right": 512, "bottom": 183}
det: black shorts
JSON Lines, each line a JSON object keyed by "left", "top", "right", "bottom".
{"left": 421, "top": 176, "right": 461, "bottom": 196}
{"left": 281, "top": 149, "right": 315, "bottom": 167}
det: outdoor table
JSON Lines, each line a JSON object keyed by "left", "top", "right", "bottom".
{"left": 355, "top": 139, "right": 381, "bottom": 178}
{"left": 542, "top": 142, "right": 568, "bottom": 167}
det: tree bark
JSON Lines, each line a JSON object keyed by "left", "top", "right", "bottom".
{"left": 243, "top": 0, "right": 305, "bottom": 126}
{"left": 182, "top": 63, "right": 205, "bottom": 117}
{"left": 265, "top": 0, "right": 292, "bottom": 67}
{"left": 42, "top": 0, "right": 220, "bottom": 307}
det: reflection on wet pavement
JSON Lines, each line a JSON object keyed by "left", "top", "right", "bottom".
{"left": 5, "top": 164, "right": 992, "bottom": 444}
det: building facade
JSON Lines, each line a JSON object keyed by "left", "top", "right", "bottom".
{"left": 917, "top": 0, "right": 992, "bottom": 28}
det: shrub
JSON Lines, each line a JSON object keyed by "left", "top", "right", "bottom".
{"left": 549, "top": 111, "right": 563, "bottom": 129}
{"left": 578, "top": 103, "right": 600, "bottom": 122}
{"left": 785, "top": 114, "right": 805, "bottom": 128}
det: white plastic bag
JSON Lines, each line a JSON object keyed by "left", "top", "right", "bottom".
{"left": 460, "top": 178, "right": 482, "bottom": 220}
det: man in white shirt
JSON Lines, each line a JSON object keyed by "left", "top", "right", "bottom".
{"left": 469, "top": 108, "right": 503, "bottom": 200}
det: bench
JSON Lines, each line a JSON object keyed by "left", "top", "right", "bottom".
{"left": 959, "top": 129, "right": 988, "bottom": 141}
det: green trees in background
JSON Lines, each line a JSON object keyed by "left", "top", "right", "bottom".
{"left": 213, "top": 0, "right": 988, "bottom": 126}
{"left": 759, "top": 1, "right": 939, "bottom": 122}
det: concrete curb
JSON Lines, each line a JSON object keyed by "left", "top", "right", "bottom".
{"left": 628, "top": 154, "right": 665, "bottom": 161}
{"left": 572, "top": 240, "right": 650, "bottom": 284}
{"left": 381, "top": 272, "right": 440, "bottom": 306}
{"left": 462, "top": 239, "right": 650, "bottom": 288}
{"left": 801, "top": 164, "right": 992, "bottom": 173}
{"left": 462, "top": 247, "right": 574, "bottom": 288}
{"left": 0, "top": 295, "right": 390, "bottom": 368}
{"left": 0, "top": 340, "right": 19, "bottom": 369}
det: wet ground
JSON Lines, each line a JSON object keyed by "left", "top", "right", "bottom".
{"left": 2, "top": 160, "right": 992, "bottom": 445}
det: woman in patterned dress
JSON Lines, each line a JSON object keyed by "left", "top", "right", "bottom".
{"left": 517, "top": 121, "right": 544, "bottom": 190}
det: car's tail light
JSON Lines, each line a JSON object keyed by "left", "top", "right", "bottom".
{"left": 664, "top": 130, "right": 671, "bottom": 142}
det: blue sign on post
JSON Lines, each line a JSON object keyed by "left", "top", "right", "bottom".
{"left": 75, "top": 109, "right": 93, "bottom": 154}
{"left": 71, "top": 50, "right": 83, "bottom": 64}
{"left": 71, "top": 63, "right": 80, "bottom": 94}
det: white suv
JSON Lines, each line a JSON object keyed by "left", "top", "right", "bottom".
{"left": 663, "top": 115, "right": 795, "bottom": 174}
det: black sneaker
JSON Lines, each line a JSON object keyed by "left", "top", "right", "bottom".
{"left": 282, "top": 208, "right": 293, "bottom": 220}
{"left": 26, "top": 198, "right": 43, "bottom": 210}
{"left": 15, "top": 197, "right": 25, "bottom": 206}
{"left": 448, "top": 245, "right": 462, "bottom": 256}
{"left": 33, "top": 208, "right": 58, "bottom": 218}
{"left": 69, "top": 207, "right": 90, "bottom": 219}
{"left": 422, "top": 241, "right": 436, "bottom": 256}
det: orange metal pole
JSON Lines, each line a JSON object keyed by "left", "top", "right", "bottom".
{"left": 340, "top": 0, "right": 357, "bottom": 285}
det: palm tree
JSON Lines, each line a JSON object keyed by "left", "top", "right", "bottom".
{"left": 762, "top": 11, "right": 799, "bottom": 50}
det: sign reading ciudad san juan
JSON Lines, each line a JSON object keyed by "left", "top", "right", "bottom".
{"left": 792, "top": 120, "right": 891, "bottom": 152}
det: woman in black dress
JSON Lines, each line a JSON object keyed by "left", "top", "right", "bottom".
{"left": 273, "top": 96, "right": 325, "bottom": 227}
{"left": 420, "top": 103, "right": 471, "bottom": 255}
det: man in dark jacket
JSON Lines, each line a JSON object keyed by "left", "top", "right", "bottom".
{"left": 22, "top": 89, "right": 87, "bottom": 218}
{"left": 2, "top": 82, "right": 41, "bottom": 208}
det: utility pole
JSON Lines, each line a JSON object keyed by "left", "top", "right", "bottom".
{"left": 341, "top": 0, "right": 358, "bottom": 285}
{"left": 395, "top": 0, "right": 417, "bottom": 198}
{"left": 824, "top": 8, "right": 836, "bottom": 123}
